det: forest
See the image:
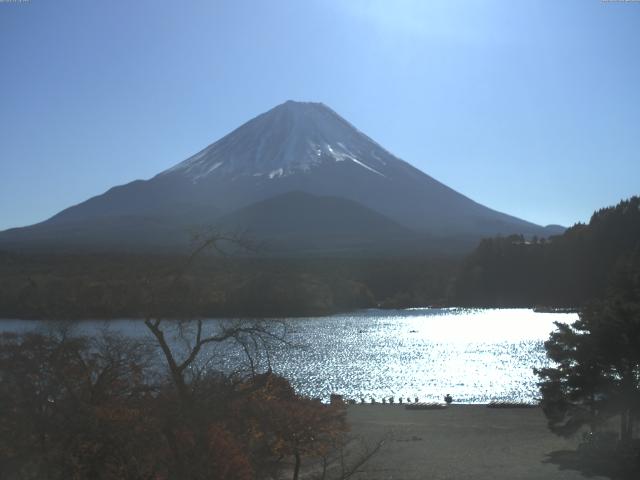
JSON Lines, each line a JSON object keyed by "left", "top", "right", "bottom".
{"left": 0, "top": 197, "right": 638, "bottom": 319}
{"left": 452, "top": 196, "right": 640, "bottom": 307}
{"left": 0, "top": 252, "right": 456, "bottom": 319}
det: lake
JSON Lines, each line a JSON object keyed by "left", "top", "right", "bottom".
{"left": 0, "top": 308, "right": 576, "bottom": 404}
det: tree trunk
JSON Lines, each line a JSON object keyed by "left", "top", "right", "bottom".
{"left": 620, "top": 409, "right": 631, "bottom": 443}
{"left": 293, "top": 451, "right": 301, "bottom": 480}
{"left": 145, "top": 319, "right": 191, "bottom": 406}
{"left": 164, "top": 425, "right": 187, "bottom": 479}
{"left": 626, "top": 410, "right": 634, "bottom": 441}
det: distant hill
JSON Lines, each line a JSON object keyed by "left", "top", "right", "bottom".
{"left": 0, "top": 100, "right": 562, "bottom": 254}
{"left": 214, "top": 191, "right": 425, "bottom": 255}
{"left": 452, "top": 196, "right": 640, "bottom": 307}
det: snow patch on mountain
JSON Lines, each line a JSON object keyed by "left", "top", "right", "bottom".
{"left": 158, "top": 101, "right": 394, "bottom": 182}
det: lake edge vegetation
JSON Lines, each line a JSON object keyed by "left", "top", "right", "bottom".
{"left": 1, "top": 197, "right": 638, "bottom": 319}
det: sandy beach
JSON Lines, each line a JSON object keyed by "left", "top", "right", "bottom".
{"left": 345, "top": 404, "right": 609, "bottom": 480}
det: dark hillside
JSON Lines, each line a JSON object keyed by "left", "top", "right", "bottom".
{"left": 452, "top": 197, "right": 640, "bottom": 307}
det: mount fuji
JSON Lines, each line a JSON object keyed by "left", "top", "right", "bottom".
{"left": 0, "top": 101, "right": 563, "bottom": 254}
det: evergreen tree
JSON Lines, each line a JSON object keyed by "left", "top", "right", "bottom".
{"left": 536, "top": 250, "right": 640, "bottom": 442}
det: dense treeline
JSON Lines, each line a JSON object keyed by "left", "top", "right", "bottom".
{"left": 2, "top": 197, "right": 638, "bottom": 318}
{"left": 0, "top": 252, "right": 457, "bottom": 319}
{"left": 452, "top": 197, "right": 640, "bottom": 307}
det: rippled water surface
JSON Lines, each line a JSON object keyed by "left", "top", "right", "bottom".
{"left": 0, "top": 308, "right": 576, "bottom": 404}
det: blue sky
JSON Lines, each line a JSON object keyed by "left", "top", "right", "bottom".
{"left": 1, "top": 0, "right": 639, "bottom": 230}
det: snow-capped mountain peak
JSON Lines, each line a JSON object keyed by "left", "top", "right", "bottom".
{"left": 2, "top": 100, "right": 557, "bottom": 254}
{"left": 160, "top": 101, "right": 391, "bottom": 182}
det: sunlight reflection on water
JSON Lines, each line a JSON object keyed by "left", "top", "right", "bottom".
{"left": 267, "top": 308, "right": 576, "bottom": 403}
{"left": 0, "top": 308, "right": 577, "bottom": 404}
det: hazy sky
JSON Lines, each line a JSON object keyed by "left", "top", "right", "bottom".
{"left": 1, "top": 0, "right": 639, "bottom": 230}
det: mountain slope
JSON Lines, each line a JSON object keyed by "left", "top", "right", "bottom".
{"left": 215, "top": 191, "right": 423, "bottom": 254}
{"left": 0, "top": 100, "right": 562, "bottom": 254}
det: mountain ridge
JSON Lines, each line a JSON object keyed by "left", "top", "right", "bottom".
{"left": 0, "top": 100, "right": 564, "bottom": 254}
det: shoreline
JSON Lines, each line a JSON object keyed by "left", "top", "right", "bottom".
{"left": 0, "top": 305, "right": 576, "bottom": 322}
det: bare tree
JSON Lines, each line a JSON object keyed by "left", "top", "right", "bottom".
{"left": 139, "top": 230, "right": 384, "bottom": 480}
{"left": 142, "top": 230, "right": 287, "bottom": 405}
